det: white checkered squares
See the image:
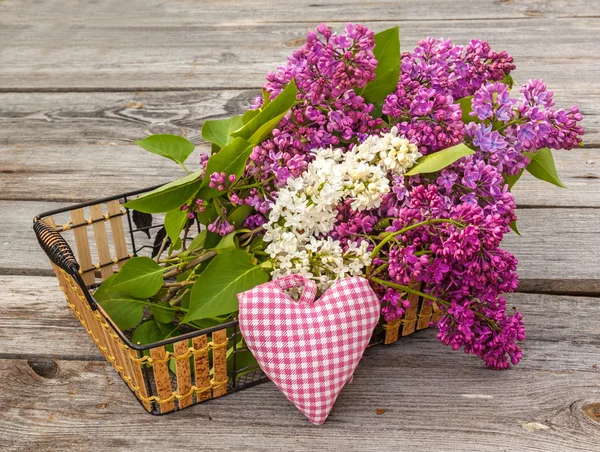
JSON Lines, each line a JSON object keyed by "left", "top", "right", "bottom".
{"left": 238, "top": 275, "right": 380, "bottom": 425}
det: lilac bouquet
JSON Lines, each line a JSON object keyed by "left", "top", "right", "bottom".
{"left": 98, "top": 24, "right": 584, "bottom": 371}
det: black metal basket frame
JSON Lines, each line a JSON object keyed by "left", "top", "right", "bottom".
{"left": 33, "top": 186, "right": 270, "bottom": 415}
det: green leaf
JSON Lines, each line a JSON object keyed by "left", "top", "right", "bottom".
{"left": 205, "top": 230, "right": 224, "bottom": 249}
{"left": 188, "top": 318, "right": 223, "bottom": 330}
{"left": 355, "top": 26, "right": 400, "bottom": 115}
{"left": 242, "top": 108, "right": 260, "bottom": 125}
{"left": 231, "top": 79, "right": 297, "bottom": 144}
{"left": 212, "top": 232, "right": 238, "bottom": 253}
{"left": 227, "top": 204, "right": 254, "bottom": 229}
{"left": 405, "top": 143, "right": 475, "bottom": 176}
{"left": 504, "top": 169, "right": 524, "bottom": 190}
{"left": 96, "top": 291, "right": 145, "bottom": 331}
{"left": 184, "top": 250, "right": 269, "bottom": 323}
{"left": 457, "top": 96, "right": 475, "bottom": 124}
{"left": 123, "top": 170, "right": 203, "bottom": 213}
{"left": 180, "top": 230, "right": 207, "bottom": 258}
{"left": 227, "top": 342, "right": 259, "bottom": 375}
{"left": 93, "top": 273, "right": 118, "bottom": 301}
{"left": 164, "top": 208, "right": 188, "bottom": 243}
{"left": 261, "top": 88, "right": 272, "bottom": 109}
{"left": 201, "top": 115, "right": 244, "bottom": 148}
{"left": 503, "top": 74, "right": 515, "bottom": 90}
{"left": 132, "top": 319, "right": 177, "bottom": 346}
{"left": 135, "top": 134, "right": 195, "bottom": 169}
{"left": 149, "top": 301, "right": 176, "bottom": 324}
{"left": 525, "top": 147, "right": 566, "bottom": 188}
{"left": 248, "top": 235, "right": 265, "bottom": 254}
{"left": 197, "top": 137, "right": 253, "bottom": 199}
{"left": 196, "top": 202, "right": 218, "bottom": 226}
{"left": 109, "top": 257, "right": 165, "bottom": 298}
{"left": 509, "top": 220, "right": 521, "bottom": 236}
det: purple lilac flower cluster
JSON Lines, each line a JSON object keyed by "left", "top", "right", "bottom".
{"left": 377, "top": 183, "right": 521, "bottom": 368}
{"left": 244, "top": 24, "right": 383, "bottom": 203}
{"left": 199, "top": 24, "right": 584, "bottom": 369}
{"left": 466, "top": 79, "right": 584, "bottom": 175}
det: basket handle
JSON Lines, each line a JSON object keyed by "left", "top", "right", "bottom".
{"left": 33, "top": 220, "right": 98, "bottom": 310}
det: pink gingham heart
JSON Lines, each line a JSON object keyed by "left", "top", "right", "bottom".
{"left": 237, "top": 274, "right": 380, "bottom": 425}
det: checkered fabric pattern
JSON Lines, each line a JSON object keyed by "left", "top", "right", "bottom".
{"left": 238, "top": 274, "right": 380, "bottom": 425}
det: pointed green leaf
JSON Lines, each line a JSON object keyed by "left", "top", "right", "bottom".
{"left": 231, "top": 79, "right": 297, "bottom": 144}
{"left": 526, "top": 147, "right": 566, "bottom": 188}
{"left": 227, "top": 204, "right": 254, "bottom": 229}
{"left": 109, "top": 257, "right": 165, "bottom": 298}
{"left": 197, "top": 137, "right": 253, "bottom": 199}
{"left": 184, "top": 250, "right": 269, "bottom": 323}
{"left": 135, "top": 134, "right": 195, "bottom": 167}
{"left": 504, "top": 169, "right": 524, "bottom": 190}
{"left": 123, "top": 170, "right": 203, "bottom": 213}
{"left": 211, "top": 232, "right": 238, "bottom": 253}
{"left": 149, "top": 301, "right": 176, "bottom": 324}
{"left": 261, "top": 88, "right": 272, "bottom": 108}
{"left": 93, "top": 273, "right": 118, "bottom": 301}
{"left": 179, "top": 230, "right": 207, "bottom": 258}
{"left": 457, "top": 96, "right": 475, "bottom": 124}
{"left": 242, "top": 108, "right": 260, "bottom": 124}
{"left": 164, "top": 208, "right": 188, "bottom": 243}
{"left": 405, "top": 143, "right": 475, "bottom": 176}
{"left": 503, "top": 74, "right": 515, "bottom": 90}
{"left": 132, "top": 319, "right": 177, "bottom": 345}
{"left": 201, "top": 115, "right": 244, "bottom": 148}
{"left": 509, "top": 220, "right": 521, "bottom": 236}
{"left": 95, "top": 290, "right": 146, "bottom": 331}
{"left": 355, "top": 26, "right": 400, "bottom": 114}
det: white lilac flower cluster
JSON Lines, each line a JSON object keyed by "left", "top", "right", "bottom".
{"left": 264, "top": 129, "right": 420, "bottom": 292}
{"left": 356, "top": 126, "right": 422, "bottom": 175}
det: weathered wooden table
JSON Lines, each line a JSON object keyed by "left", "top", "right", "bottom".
{"left": 1, "top": 1, "right": 599, "bottom": 450}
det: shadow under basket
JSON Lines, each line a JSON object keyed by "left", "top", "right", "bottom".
{"left": 33, "top": 186, "right": 442, "bottom": 415}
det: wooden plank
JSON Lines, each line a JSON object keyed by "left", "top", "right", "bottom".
{"left": 0, "top": 145, "right": 598, "bottom": 206}
{"left": 3, "top": 0, "right": 599, "bottom": 27}
{"left": 0, "top": 87, "right": 596, "bottom": 146}
{"left": 149, "top": 346, "right": 176, "bottom": 413}
{"left": 107, "top": 200, "right": 130, "bottom": 269}
{"left": 211, "top": 329, "right": 228, "bottom": 398}
{"left": 89, "top": 204, "right": 114, "bottom": 280}
{"left": 0, "top": 273, "right": 597, "bottom": 362}
{"left": 1, "top": 290, "right": 600, "bottom": 451}
{"left": 5, "top": 203, "right": 600, "bottom": 291}
{"left": 192, "top": 335, "right": 211, "bottom": 403}
{"left": 70, "top": 208, "right": 96, "bottom": 285}
{"left": 0, "top": 15, "right": 598, "bottom": 90}
{"left": 0, "top": 89, "right": 253, "bottom": 145}
{"left": 174, "top": 339, "right": 193, "bottom": 409}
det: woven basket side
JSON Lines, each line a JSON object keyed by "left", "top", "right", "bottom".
{"left": 139, "top": 329, "right": 229, "bottom": 414}
{"left": 66, "top": 203, "right": 132, "bottom": 286}
{"left": 384, "top": 282, "right": 439, "bottom": 345}
{"left": 51, "top": 262, "right": 153, "bottom": 411}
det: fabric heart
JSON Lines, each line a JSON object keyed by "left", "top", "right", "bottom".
{"left": 237, "top": 274, "right": 380, "bottom": 425}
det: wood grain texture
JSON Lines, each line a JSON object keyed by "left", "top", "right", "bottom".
{"left": 0, "top": 87, "right": 597, "bottom": 145}
{"left": 1, "top": 144, "right": 598, "bottom": 206}
{"left": 0, "top": 3, "right": 598, "bottom": 90}
{"left": 6, "top": 201, "right": 600, "bottom": 291}
{"left": 0, "top": 274, "right": 597, "bottom": 362}
{"left": 1, "top": 0, "right": 599, "bottom": 448}
{"left": 1, "top": 289, "right": 599, "bottom": 451}
{"left": 3, "top": 0, "right": 599, "bottom": 26}
{"left": 149, "top": 346, "right": 175, "bottom": 413}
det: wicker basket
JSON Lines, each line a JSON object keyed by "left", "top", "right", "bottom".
{"left": 33, "top": 187, "right": 441, "bottom": 415}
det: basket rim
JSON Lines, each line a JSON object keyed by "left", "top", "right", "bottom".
{"left": 33, "top": 184, "right": 241, "bottom": 352}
